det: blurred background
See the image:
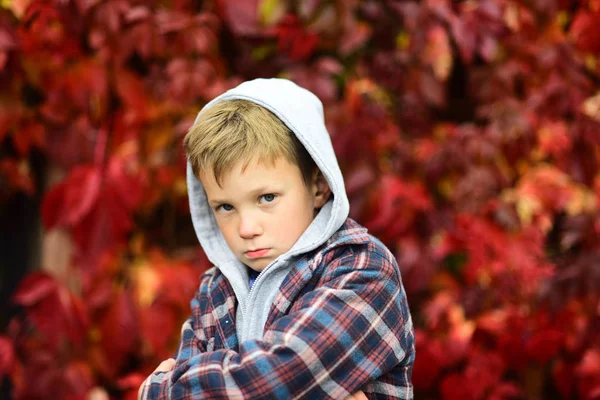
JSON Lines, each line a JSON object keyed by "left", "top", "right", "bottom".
{"left": 1, "top": 0, "right": 599, "bottom": 399}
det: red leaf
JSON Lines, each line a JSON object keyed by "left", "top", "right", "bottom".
{"left": 449, "top": 15, "right": 476, "bottom": 64}
{"left": 552, "top": 360, "right": 576, "bottom": 398}
{"left": 117, "top": 373, "right": 146, "bottom": 400}
{"left": 41, "top": 179, "right": 67, "bottom": 229}
{"left": 345, "top": 163, "right": 376, "bottom": 197}
{"left": 0, "top": 26, "right": 17, "bottom": 50}
{"left": 11, "top": 272, "right": 89, "bottom": 351}
{"left": 0, "top": 336, "right": 15, "bottom": 378}
{"left": 115, "top": 70, "right": 148, "bottom": 122}
{"left": 71, "top": 60, "right": 109, "bottom": 121}
{"left": 339, "top": 22, "right": 370, "bottom": 56}
{"left": 13, "top": 352, "right": 95, "bottom": 399}
{"left": 364, "top": 175, "right": 432, "bottom": 241}
{"left": 74, "top": 0, "right": 102, "bottom": 15}
{"left": 570, "top": 10, "right": 600, "bottom": 53}
{"left": 13, "top": 122, "right": 46, "bottom": 156}
{"left": 64, "top": 166, "right": 102, "bottom": 225}
{"left": 525, "top": 329, "right": 564, "bottom": 363}
{"left": 577, "top": 349, "right": 600, "bottom": 377}
{"left": 63, "top": 361, "right": 95, "bottom": 398}
{"left": 412, "top": 331, "right": 446, "bottom": 390}
{"left": 117, "top": 372, "right": 145, "bottom": 390}
{"left": 93, "top": 1, "right": 122, "bottom": 33}
{"left": 155, "top": 10, "right": 192, "bottom": 34}
{"left": 537, "top": 120, "right": 571, "bottom": 159}
{"left": 125, "top": 5, "right": 151, "bottom": 23}
{"left": 71, "top": 157, "right": 142, "bottom": 271}
{"left": 0, "top": 104, "right": 20, "bottom": 143}
{"left": 440, "top": 373, "right": 475, "bottom": 400}
{"left": 42, "top": 153, "right": 143, "bottom": 271}
{"left": 84, "top": 275, "right": 116, "bottom": 312}
{"left": 419, "top": 70, "right": 445, "bottom": 106}
{"left": 106, "top": 155, "right": 143, "bottom": 210}
{"left": 423, "top": 292, "right": 455, "bottom": 330}
{"left": 139, "top": 303, "right": 177, "bottom": 359}
{"left": 11, "top": 273, "right": 57, "bottom": 306}
{"left": 488, "top": 382, "right": 522, "bottom": 400}
{"left": 478, "top": 34, "right": 498, "bottom": 62}
{"left": 155, "top": 261, "right": 202, "bottom": 308}
{"left": 0, "top": 159, "right": 35, "bottom": 195}
{"left": 217, "top": 0, "right": 260, "bottom": 36}
{"left": 41, "top": 165, "right": 100, "bottom": 229}
{"left": 463, "top": 351, "right": 506, "bottom": 398}
{"left": 274, "top": 15, "right": 319, "bottom": 61}
{"left": 10, "top": 350, "right": 56, "bottom": 399}
{"left": 98, "top": 290, "right": 139, "bottom": 376}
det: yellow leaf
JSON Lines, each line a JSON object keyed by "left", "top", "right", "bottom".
{"left": 424, "top": 26, "right": 453, "bottom": 81}
{"left": 516, "top": 195, "right": 541, "bottom": 225}
{"left": 504, "top": 4, "right": 520, "bottom": 31}
{"left": 258, "top": 0, "right": 285, "bottom": 26}
{"left": 494, "top": 154, "right": 514, "bottom": 181}
{"left": 582, "top": 92, "right": 600, "bottom": 121}
{"left": 132, "top": 262, "right": 161, "bottom": 307}
{"left": 174, "top": 178, "right": 188, "bottom": 197}
{"left": 584, "top": 54, "right": 597, "bottom": 72}
{"left": 556, "top": 11, "right": 570, "bottom": 30}
{"left": 566, "top": 189, "right": 597, "bottom": 215}
{"left": 1, "top": 0, "right": 32, "bottom": 18}
{"left": 395, "top": 32, "right": 410, "bottom": 50}
{"left": 251, "top": 44, "right": 274, "bottom": 61}
{"left": 437, "top": 178, "right": 454, "bottom": 199}
{"left": 451, "top": 319, "right": 475, "bottom": 343}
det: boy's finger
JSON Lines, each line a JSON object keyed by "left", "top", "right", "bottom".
{"left": 153, "top": 358, "right": 176, "bottom": 373}
{"left": 344, "top": 390, "right": 368, "bottom": 400}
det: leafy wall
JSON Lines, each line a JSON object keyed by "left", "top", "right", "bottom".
{"left": 1, "top": 0, "right": 599, "bottom": 399}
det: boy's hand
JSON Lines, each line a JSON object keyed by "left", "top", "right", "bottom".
{"left": 153, "top": 358, "right": 176, "bottom": 373}
{"left": 138, "top": 359, "right": 177, "bottom": 400}
{"left": 345, "top": 390, "right": 368, "bottom": 400}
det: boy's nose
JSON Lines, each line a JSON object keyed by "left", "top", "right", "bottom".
{"left": 238, "top": 215, "right": 263, "bottom": 239}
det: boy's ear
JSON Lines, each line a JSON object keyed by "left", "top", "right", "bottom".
{"left": 312, "top": 169, "right": 331, "bottom": 209}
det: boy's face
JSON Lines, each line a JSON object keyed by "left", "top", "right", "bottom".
{"left": 200, "top": 157, "right": 330, "bottom": 272}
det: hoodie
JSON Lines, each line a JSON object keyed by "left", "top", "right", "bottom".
{"left": 186, "top": 78, "right": 350, "bottom": 343}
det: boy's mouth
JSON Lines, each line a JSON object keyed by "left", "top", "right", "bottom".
{"left": 245, "top": 248, "right": 270, "bottom": 259}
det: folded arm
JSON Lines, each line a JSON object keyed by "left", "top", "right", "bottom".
{"left": 138, "top": 251, "right": 413, "bottom": 400}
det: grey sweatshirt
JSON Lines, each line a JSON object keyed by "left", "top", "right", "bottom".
{"left": 186, "top": 78, "right": 350, "bottom": 342}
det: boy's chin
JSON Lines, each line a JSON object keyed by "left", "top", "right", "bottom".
{"left": 241, "top": 253, "right": 277, "bottom": 271}
{"left": 247, "top": 263, "right": 268, "bottom": 272}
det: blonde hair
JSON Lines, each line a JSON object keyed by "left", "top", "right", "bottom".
{"left": 184, "top": 100, "right": 316, "bottom": 186}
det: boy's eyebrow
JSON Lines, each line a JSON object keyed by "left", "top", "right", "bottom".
{"left": 208, "top": 198, "right": 227, "bottom": 206}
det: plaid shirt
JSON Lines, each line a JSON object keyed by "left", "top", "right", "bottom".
{"left": 139, "top": 219, "right": 415, "bottom": 399}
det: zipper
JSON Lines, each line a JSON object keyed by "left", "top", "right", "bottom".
{"left": 240, "top": 237, "right": 320, "bottom": 339}
{"left": 242, "top": 257, "right": 280, "bottom": 336}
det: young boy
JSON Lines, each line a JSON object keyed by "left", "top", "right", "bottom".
{"left": 138, "top": 78, "right": 415, "bottom": 399}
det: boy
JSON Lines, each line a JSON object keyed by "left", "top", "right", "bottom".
{"left": 138, "top": 78, "right": 415, "bottom": 399}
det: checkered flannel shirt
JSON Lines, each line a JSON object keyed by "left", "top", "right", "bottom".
{"left": 139, "top": 219, "right": 415, "bottom": 399}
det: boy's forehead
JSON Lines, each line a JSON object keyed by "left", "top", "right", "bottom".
{"left": 200, "top": 156, "right": 297, "bottom": 189}
{"left": 203, "top": 156, "right": 288, "bottom": 181}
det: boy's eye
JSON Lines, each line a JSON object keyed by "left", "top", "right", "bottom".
{"left": 218, "top": 204, "right": 234, "bottom": 212}
{"left": 259, "top": 194, "right": 276, "bottom": 203}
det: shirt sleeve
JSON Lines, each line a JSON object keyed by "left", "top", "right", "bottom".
{"left": 138, "top": 250, "right": 415, "bottom": 400}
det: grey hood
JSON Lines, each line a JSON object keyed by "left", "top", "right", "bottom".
{"left": 186, "top": 78, "right": 349, "bottom": 342}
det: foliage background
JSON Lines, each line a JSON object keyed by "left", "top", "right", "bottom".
{"left": 1, "top": 0, "right": 600, "bottom": 399}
